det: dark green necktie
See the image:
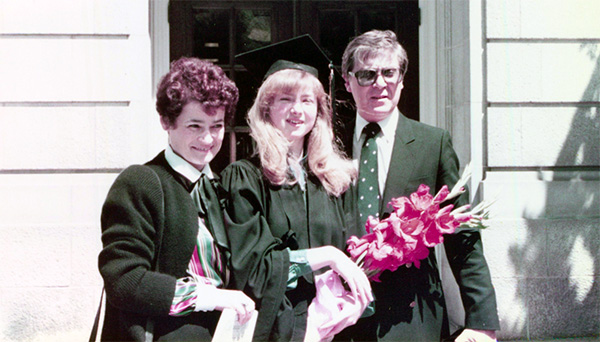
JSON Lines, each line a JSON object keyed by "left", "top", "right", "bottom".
{"left": 358, "top": 122, "right": 381, "bottom": 226}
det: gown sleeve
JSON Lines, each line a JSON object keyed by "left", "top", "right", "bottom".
{"left": 287, "top": 248, "right": 312, "bottom": 289}
{"left": 220, "top": 160, "right": 291, "bottom": 340}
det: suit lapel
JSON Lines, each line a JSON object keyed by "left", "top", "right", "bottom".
{"left": 381, "top": 113, "right": 417, "bottom": 214}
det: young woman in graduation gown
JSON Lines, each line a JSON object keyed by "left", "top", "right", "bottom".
{"left": 220, "top": 61, "right": 373, "bottom": 341}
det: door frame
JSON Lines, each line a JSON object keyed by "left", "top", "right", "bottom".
{"left": 419, "top": 0, "right": 481, "bottom": 194}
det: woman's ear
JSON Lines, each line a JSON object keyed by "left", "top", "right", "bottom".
{"left": 160, "top": 116, "right": 171, "bottom": 131}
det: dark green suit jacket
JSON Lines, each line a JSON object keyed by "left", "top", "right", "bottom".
{"left": 334, "top": 113, "right": 500, "bottom": 341}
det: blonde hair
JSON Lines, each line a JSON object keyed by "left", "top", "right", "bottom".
{"left": 247, "top": 69, "right": 356, "bottom": 197}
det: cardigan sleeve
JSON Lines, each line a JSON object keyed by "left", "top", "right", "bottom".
{"left": 220, "top": 160, "right": 290, "bottom": 340}
{"left": 437, "top": 131, "right": 500, "bottom": 331}
{"left": 99, "top": 165, "right": 176, "bottom": 317}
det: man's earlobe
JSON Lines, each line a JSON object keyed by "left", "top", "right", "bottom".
{"left": 343, "top": 76, "right": 352, "bottom": 92}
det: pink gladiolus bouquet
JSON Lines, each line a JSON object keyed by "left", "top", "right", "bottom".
{"left": 347, "top": 163, "right": 490, "bottom": 281}
{"left": 306, "top": 164, "right": 491, "bottom": 340}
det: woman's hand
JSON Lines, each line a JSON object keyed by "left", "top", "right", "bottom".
{"left": 305, "top": 245, "right": 373, "bottom": 339}
{"left": 214, "top": 289, "right": 256, "bottom": 324}
{"left": 306, "top": 246, "right": 373, "bottom": 305}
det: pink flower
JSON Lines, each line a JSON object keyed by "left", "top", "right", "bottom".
{"left": 348, "top": 181, "right": 482, "bottom": 279}
{"left": 432, "top": 185, "right": 450, "bottom": 204}
{"left": 409, "top": 184, "right": 435, "bottom": 211}
{"left": 435, "top": 205, "right": 460, "bottom": 233}
{"left": 365, "top": 216, "right": 387, "bottom": 234}
{"left": 347, "top": 235, "right": 370, "bottom": 260}
{"left": 387, "top": 216, "right": 419, "bottom": 253}
{"left": 407, "top": 244, "right": 430, "bottom": 268}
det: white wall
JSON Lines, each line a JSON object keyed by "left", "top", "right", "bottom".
{"left": 482, "top": 0, "right": 600, "bottom": 339}
{"left": 0, "top": 1, "right": 160, "bottom": 340}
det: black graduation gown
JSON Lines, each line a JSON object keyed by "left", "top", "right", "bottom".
{"left": 220, "top": 158, "right": 355, "bottom": 341}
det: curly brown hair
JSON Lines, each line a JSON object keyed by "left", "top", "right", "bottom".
{"left": 156, "top": 57, "right": 239, "bottom": 126}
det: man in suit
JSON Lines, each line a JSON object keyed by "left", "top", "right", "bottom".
{"left": 334, "top": 30, "right": 500, "bottom": 342}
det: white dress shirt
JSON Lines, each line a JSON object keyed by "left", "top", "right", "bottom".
{"left": 164, "top": 144, "right": 214, "bottom": 183}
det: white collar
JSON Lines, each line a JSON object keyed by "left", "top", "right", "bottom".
{"left": 164, "top": 145, "right": 214, "bottom": 183}
{"left": 354, "top": 108, "right": 399, "bottom": 142}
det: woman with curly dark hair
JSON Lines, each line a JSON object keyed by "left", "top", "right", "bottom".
{"left": 98, "top": 57, "right": 255, "bottom": 341}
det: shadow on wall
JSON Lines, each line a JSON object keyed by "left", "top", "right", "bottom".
{"left": 509, "top": 44, "right": 600, "bottom": 339}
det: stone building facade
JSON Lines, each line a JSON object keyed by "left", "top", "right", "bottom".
{"left": 0, "top": 0, "right": 598, "bottom": 340}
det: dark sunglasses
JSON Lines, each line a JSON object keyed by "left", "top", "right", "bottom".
{"left": 348, "top": 68, "right": 402, "bottom": 87}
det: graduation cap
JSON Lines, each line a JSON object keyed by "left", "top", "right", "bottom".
{"left": 236, "top": 34, "right": 341, "bottom": 109}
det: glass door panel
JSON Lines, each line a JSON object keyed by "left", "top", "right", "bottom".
{"left": 192, "top": 8, "right": 230, "bottom": 64}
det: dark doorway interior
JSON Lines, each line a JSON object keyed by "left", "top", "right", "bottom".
{"left": 169, "top": 0, "right": 419, "bottom": 172}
